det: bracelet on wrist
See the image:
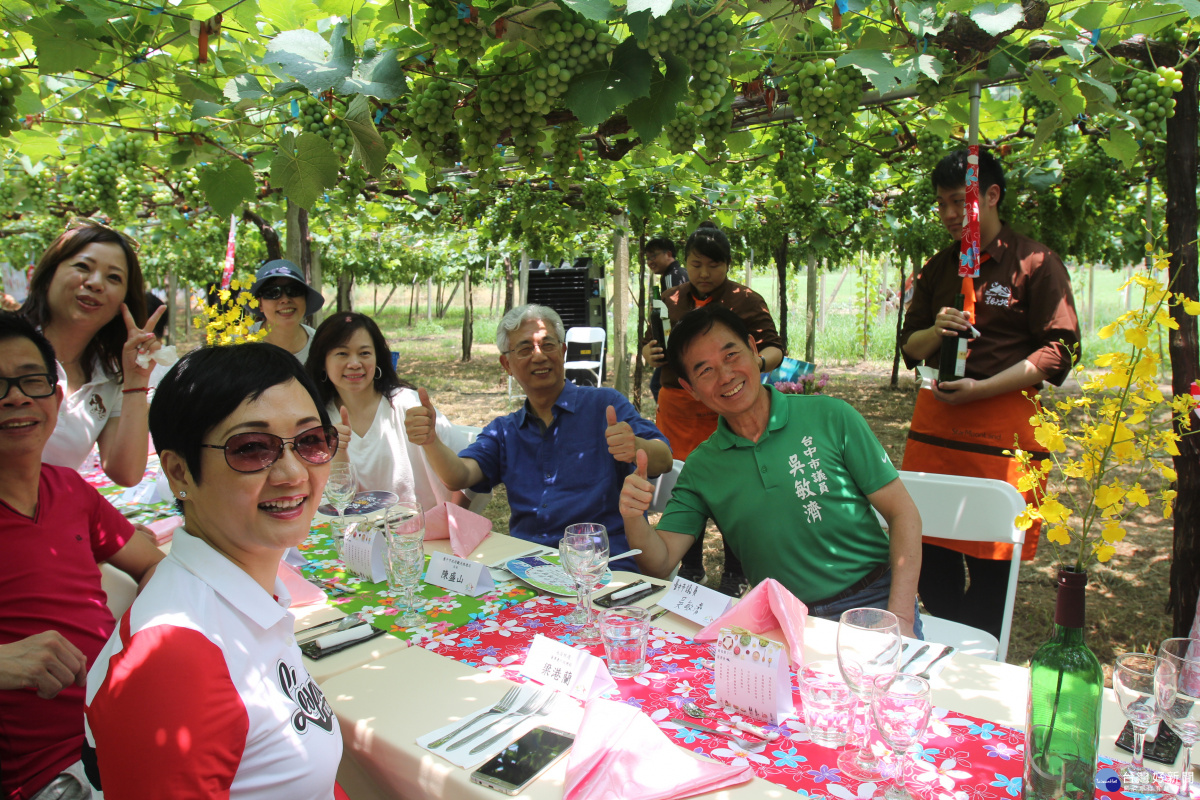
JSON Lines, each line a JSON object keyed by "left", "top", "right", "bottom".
{"left": 122, "top": 386, "right": 150, "bottom": 394}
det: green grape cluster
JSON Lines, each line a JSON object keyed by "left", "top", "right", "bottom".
{"left": 830, "top": 178, "right": 872, "bottom": 222}
{"left": 419, "top": 2, "right": 487, "bottom": 61}
{"left": 403, "top": 78, "right": 464, "bottom": 169}
{"left": 1062, "top": 142, "right": 1122, "bottom": 212}
{"left": 581, "top": 181, "right": 608, "bottom": 218}
{"left": 296, "top": 95, "right": 353, "bottom": 156}
{"left": 773, "top": 125, "right": 817, "bottom": 188}
{"left": 509, "top": 123, "right": 545, "bottom": 170}
{"left": 663, "top": 108, "right": 698, "bottom": 155}
{"left": 642, "top": 10, "right": 740, "bottom": 113}
{"left": 781, "top": 58, "right": 865, "bottom": 142}
{"left": 916, "top": 47, "right": 956, "bottom": 106}
{"left": 334, "top": 160, "right": 370, "bottom": 205}
{"left": 549, "top": 119, "right": 584, "bottom": 185}
{"left": 724, "top": 161, "right": 743, "bottom": 184}
{"left": 525, "top": 12, "right": 616, "bottom": 115}
{"left": 115, "top": 174, "right": 142, "bottom": 220}
{"left": 1021, "top": 88, "right": 1058, "bottom": 122}
{"left": 456, "top": 106, "right": 505, "bottom": 187}
{"left": 476, "top": 62, "right": 539, "bottom": 140}
{"left": 1124, "top": 63, "right": 1182, "bottom": 138}
{"left": 0, "top": 65, "right": 25, "bottom": 136}
{"left": 65, "top": 135, "right": 143, "bottom": 214}
{"left": 908, "top": 129, "right": 949, "bottom": 172}
{"left": 1155, "top": 19, "right": 1192, "bottom": 47}
{"left": 698, "top": 102, "right": 733, "bottom": 152}
{"left": 176, "top": 167, "right": 204, "bottom": 210}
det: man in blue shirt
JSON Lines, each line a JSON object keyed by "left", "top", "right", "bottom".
{"left": 406, "top": 304, "right": 673, "bottom": 572}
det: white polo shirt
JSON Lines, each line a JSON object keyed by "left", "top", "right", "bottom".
{"left": 85, "top": 530, "right": 343, "bottom": 799}
{"left": 42, "top": 359, "right": 122, "bottom": 471}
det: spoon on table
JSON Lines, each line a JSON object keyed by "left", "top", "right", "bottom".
{"left": 681, "top": 701, "right": 780, "bottom": 741}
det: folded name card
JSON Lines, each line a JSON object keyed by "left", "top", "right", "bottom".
{"left": 426, "top": 551, "right": 493, "bottom": 597}
{"left": 341, "top": 526, "right": 387, "bottom": 583}
{"left": 519, "top": 634, "right": 615, "bottom": 701}
{"left": 659, "top": 576, "right": 733, "bottom": 626}
{"left": 714, "top": 627, "right": 794, "bottom": 725}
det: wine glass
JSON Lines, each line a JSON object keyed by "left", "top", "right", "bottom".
{"left": 323, "top": 462, "right": 358, "bottom": 555}
{"left": 387, "top": 538, "right": 427, "bottom": 628}
{"left": 559, "top": 523, "right": 609, "bottom": 644}
{"left": 1114, "top": 653, "right": 1160, "bottom": 786}
{"left": 871, "top": 673, "right": 932, "bottom": 800}
{"left": 836, "top": 608, "right": 903, "bottom": 781}
{"left": 384, "top": 503, "right": 424, "bottom": 611}
{"left": 1156, "top": 638, "right": 1200, "bottom": 799}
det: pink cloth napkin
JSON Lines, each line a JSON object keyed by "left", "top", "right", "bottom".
{"left": 277, "top": 561, "right": 328, "bottom": 607}
{"left": 563, "top": 699, "right": 754, "bottom": 800}
{"left": 144, "top": 515, "right": 183, "bottom": 545}
{"left": 694, "top": 578, "right": 808, "bottom": 666}
{"left": 423, "top": 502, "right": 491, "bottom": 557}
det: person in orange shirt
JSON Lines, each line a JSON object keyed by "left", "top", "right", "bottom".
{"left": 899, "top": 149, "right": 1081, "bottom": 638}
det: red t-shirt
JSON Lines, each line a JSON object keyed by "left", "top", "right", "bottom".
{"left": 0, "top": 465, "right": 133, "bottom": 800}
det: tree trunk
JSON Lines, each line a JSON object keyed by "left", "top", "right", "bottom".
{"left": 461, "top": 267, "right": 474, "bottom": 362}
{"left": 336, "top": 271, "right": 353, "bottom": 313}
{"left": 612, "top": 212, "right": 631, "bottom": 396}
{"left": 746, "top": 247, "right": 753, "bottom": 287}
{"left": 1165, "top": 59, "right": 1200, "bottom": 638}
{"left": 891, "top": 256, "right": 913, "bottom": 388}
{"left": 183, "top": 282, "right": 191, "bottom": 341}
{"left": 284, "top": 202, "right": 315, "bottom": 326}
{"left": 632, "top": 227, "right": 648, "bottom": 413}
{"left": 377, "top": 283, "right": 397, "bottom": 314}
{"left": 167, "top": 271, "right": 178, "bottom": 346}
{"left": 503, "top": 255, "right": 514, "bottom": 313}
{"left": 805, "top": 255, "right": 818, "bottom": 363}
{"left": 425, "top": 276, "right": 433, "bottom": 322}
{"left": 242, "top": 208, "right": 283, "bottom": 261}
{"left": 408, "top": 276, "right": 418, "bottom": 326}
{"left": 519, "top": 252, "right": 530, "bottom": 306}
{"left": 439, "top": 281, "right": 460, "bottom": 317}
{"left": 310, "top": 246, "right": 323, "bottom": 328}
{"left": 774, "top": 238, "right": 788, "bottom": 354}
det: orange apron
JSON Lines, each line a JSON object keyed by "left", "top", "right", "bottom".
{"left": 656, "top": 386, "right": 719, "bottom": 461}
{"left": 901, "top": 388, "right": 1047, "bottom": 561}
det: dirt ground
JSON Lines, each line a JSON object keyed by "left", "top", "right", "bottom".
{"left": 384, "top": 325, "right": 1175, "bottom": 675}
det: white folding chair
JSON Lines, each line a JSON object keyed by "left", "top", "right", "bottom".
{"left": 897, "top": 470, "right": 1027, "bottom": 663}
{"left": 649, "top": 459, "right": 685, "bottom": 514}
{"left": 564, "top": 326, "right": 606, "bottom": 387}
{"left": 441, "top": 424, "right": 493, "bottom": 515}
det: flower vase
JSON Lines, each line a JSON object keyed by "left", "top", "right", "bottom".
{"left": 1022, "top": 569, "right": 1104, "bottom": 800}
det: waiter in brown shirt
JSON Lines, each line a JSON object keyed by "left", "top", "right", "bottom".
{"left": 644, "top": 222, "right": 785, "bottom": 590}
{"left": 899, "top": 148, "right": 1080, "bottom": 638}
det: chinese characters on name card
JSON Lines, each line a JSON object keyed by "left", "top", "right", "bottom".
{"left": 341, "top": 526, "right": 388, "bottom": 583}
{"left": 519, "top": 634, "right": 608, "bottom": 700}
{"left": 425, "top": 551, "right": 494, "bottom": 597}
{"left": 659, "top": 576, "right": 733, "bottom": 626}
{"left": 714, "top": 627, "right": 794, "bottom": 725}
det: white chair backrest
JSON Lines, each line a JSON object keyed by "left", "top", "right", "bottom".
{"left": 649, "top": 459, "right": 685, "bottom": 514}
{"left": 565, "top": 326, "right": 606, "bottom": 348}
{"left": 443, "top": 424, "right": 483, "bottom": 454}
{"left": 897, "top": 470, "right": 1026, "bottom": 662}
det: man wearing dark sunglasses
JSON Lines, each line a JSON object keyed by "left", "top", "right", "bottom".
{"left": 0, "top": 312, "right": 162, "bottom": 800}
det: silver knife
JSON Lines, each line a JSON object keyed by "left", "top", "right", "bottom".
{"left": 900, "top": 643, "right": 930, "bottom": 671}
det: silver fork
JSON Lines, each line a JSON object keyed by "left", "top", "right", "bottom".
{"left": 470, "top": 691, "right": 558, "bottom": 755}
{"left": 917, "top": 647, "right": 956, "bottom": 680}
{"left": 447, "top": 689, "right": 545, "bottom": 751}
{"left": 429, "top": 687, "right": 521, "bottom": 749}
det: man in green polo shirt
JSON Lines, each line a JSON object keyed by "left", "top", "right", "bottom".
{"left": 619, "top": 306, "right": 923, "bottom": 637}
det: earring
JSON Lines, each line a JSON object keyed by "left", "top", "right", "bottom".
{"left": 321, "top": 371, "right": 329, "bottom": 382}
{"left": 375, "top": 366, "right": 382, "bottom": 379}
{"left": 178, "top": 491, "right": 188, "bottom": 499}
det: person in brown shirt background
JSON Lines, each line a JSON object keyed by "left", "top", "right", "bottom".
{"left": 899, "top": 148, "right": 1080, "bottom": 639}
{"left": 643, "top": 222, "right": 785, "bottom": 591}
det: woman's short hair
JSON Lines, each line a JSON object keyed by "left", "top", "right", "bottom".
{"left": 20, "top": 223, "right": 147, "bottom": 383}
{"left": 683, "top": 221, "right": 732, "bottom": 266}
{"left": 150, "top": 343, "right": 331, "bottom": 487}
{"left": 306, "top": 312, "right": 413, "bottom": 408}
{"left": 495, "top": 304, "right": 566, "bottom": 353}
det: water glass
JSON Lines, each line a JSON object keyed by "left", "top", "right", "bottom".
{"left": 600, "top": 606, "right": 650, "bottom": 678}
{"left": 836, "top": 607, "right": 903, "bottom": 782}
{"left": 1156, "top": 638, "right": 1200, "bottom": 799}
{"left": 387, "top": 538, "right": 426, "bottom": 628}
{"left": 384, "top": 502, "right": 425, "bottom": 543}
{"left": 323, "top": 462, "right": 358, "bottom": 555}
{"left": 871, "top": 673, "right": 932, "bottom": 800}
{"left": 798, "top": 660, "right": 855, "bottom": 749}
{"left": 1114, "top": 653, "right": 1160, "bottom": 785}
{"left": 559, "top": 523, "right": 609, "bottom": 644}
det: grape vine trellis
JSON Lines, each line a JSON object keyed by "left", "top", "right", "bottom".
{"left": 1, "top": 0, "right": 1199, "bottom": 637}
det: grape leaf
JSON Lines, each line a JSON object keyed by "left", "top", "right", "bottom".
{"left": 625, "top": 54, "right": 689, "bottom": 142}
{"left": 914, "top": 53, "right": 945, "bottom": 81}
{"left": 7, "top": 130, "right": 61, "bottom": 164}
{"left": 626, "top": 0, "right": 672, "bottom": 17}
{"left": 258, "top": 0, "right": 322, "bottom": 31}
{"left": 262, "top": 29, "right": 354, "bottom": 93}
{"left": 270, "top": 132, "right": 340, "bottom": 210}
{"left": 1100, "top": 128, "right": 1138, "bottom": 169}
{"left": 838, "top": 50, "right": 913, "bottom": 93}
{"left": 26, "top": 18, "right": 97, "bottom": 75}
{"left": 561, "top": 0, "right": 612, "bottom": 22}
{"left": 343, "top": 95, "right": 391, "bottom": 176}
{"left": 199, "top": 159, "right": 258, "bottom": 218}
{"left": 190, "top": 100, "right": 225, "bottom": 120}
{"left": 340, "top": 49, "right": 409, "bottom": 100}
{"left": 1030, "top": 110, "right": 1060, "bottom": 156}
{"left": 224, "top": 74, "right": 267, "bottom": 103}
{"left": 969, "top": 2, "right": 1023, "bottom": 36}
{"left": 564, "top": 38, "right": 654, "bottom": 126}
{"left": 625, "top": 10, "right": 652, "bottom": 41}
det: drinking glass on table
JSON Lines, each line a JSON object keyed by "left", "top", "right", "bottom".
{"left": 387, "top": 538, "right": 427, "bottom": 628}
{"left": 600, "top": 606, "right": 650, "bottom": 678}
{"left": 1155, "top": 638, "right": 1200, "bottom": 799}
{"left": 836, "top": 607, "right": 903, "bottom": 781}
{"left": 1114, "top": 653, "right": 1161, "bottom": 786}
{"left": 384, "top": 503, "right": 424, "bottom": 612}
{"left": 559, "top": 523, "right": 609, "bottom": 644}
{"left": 798, "top": 660, "right": 855, "bottom": 749}
{"left": 871, "top": 673, "right": 932, "bottom": 800}
{"left": 323, "top": 462, "right": 357, "bottom": 555}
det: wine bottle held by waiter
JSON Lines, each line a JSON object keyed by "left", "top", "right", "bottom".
{"left": 937, "top": 293, "right": 974, "bottom": 383}
{"left": 650, "top": 285, "right": 671, "bottom": 349}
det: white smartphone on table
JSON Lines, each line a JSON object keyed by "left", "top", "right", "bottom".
{"left": 469, "top": 725, "right": 575, "bottom": 795}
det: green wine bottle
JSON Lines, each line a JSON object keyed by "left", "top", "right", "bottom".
{"left": 1022, "top": 569, "right": 1104, "bottom": 799}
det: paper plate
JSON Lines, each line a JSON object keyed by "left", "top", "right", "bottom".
{"left": 504, "top": 555, "right": 611, "bottom": 597}
{"left": 318, "top": 490, "right": 400, "bottom": 518}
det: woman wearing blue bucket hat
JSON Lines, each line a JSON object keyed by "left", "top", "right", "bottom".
{"left": 250, "top": 259, "right": 325, "bottom": 364}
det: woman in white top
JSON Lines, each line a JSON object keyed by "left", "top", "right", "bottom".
{"left": 20, "top": 222, "right": 164, "bottom": 486}
{"left": 307, "top": 312, "right": 461, "bottom": 511}
{"left": 249, "top": 259, "right": 324, "bottom": 365}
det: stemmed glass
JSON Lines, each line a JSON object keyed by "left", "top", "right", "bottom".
{"left": 871, "top": 673, "right": 932, "bottom": 800}
{"left": 384, "top": 503, "right": 425, "bottom": 613}
{"left": 1155, "top": 638, "right": 1200, "bottom": 799}
{"left": 559, "top": 523, "right": 609, "bottom": 644}
{"left": 1114, "top": 653, "right": 1161, "bottom": 787}
{"left": 323, "top": 462, "right": 358, "bottom": 556}
{"left": 387, "top": 539, "right": 427, "bottom": 628}
{"left": 836, "top": 607, "right": 903, "bottom": 781}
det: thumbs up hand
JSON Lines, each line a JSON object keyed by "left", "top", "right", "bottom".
{"left": 619, "top": 450, "right": 654, "bottom": 519}
{"left": 405, "top": 388, "right": 440, "bottom": 446}
{"left": 605, "top": 404, "right": 636, "bottom": 463}
{"left": 333, "top": 406, "right": 352, "bottom": 460}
